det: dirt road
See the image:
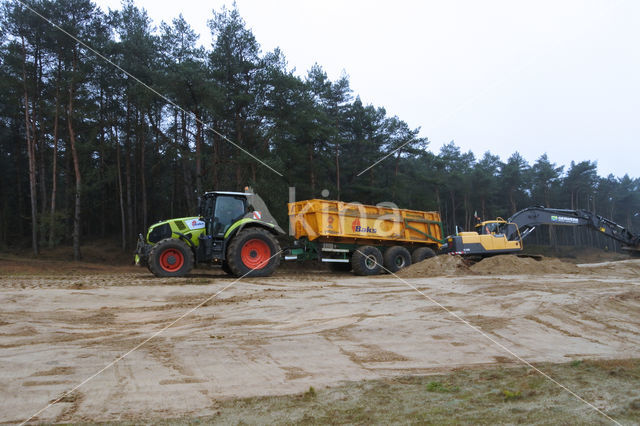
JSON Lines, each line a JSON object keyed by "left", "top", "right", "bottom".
{"left": 0, "top": 259, "right": 639, "bottom": 423}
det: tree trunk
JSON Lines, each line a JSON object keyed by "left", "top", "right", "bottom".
{"left": 392, "top": 150, "right": 401, "bottom": 200}
{"left": 335, "top": 142, "right": 340, "bottom": 200}
{"left": 481, "top": 197, "right": 486, "bottom": 221}
{"left": 48, "top": 62, "right": 61, "bottom": 248}
{"left": 308, "top": 144, "right": 315, "bottom": 194}
{"left": 212, "top": 127, "right": 219, "bottom": 189}
{"left": 114, "top": 125, "right": 126, "bottom": 251}
{"left": 21, "top": 35, "right": 38, "bottom": 256}
{"left": 172, "top": 109, "right": 179, "bottom": 216}
{"left": 450, "top": 191, "right": 457, "bottom": 230}
{"left": 235, "top": 165, "right": 242, "bottom": 191}
{"left": 99, "top": 88, "right": 106, "bottom": 237}
{"left": 195, "top": 109, "right": 203, "bottom": 194}
{"left": 68, "top": 49, "right": 82, "bottom": 261}
{"left": 181, "top": 111, "right": 194, "bottom": 212}
{"left": 463, "top": 193, "right": 471, "bottom": 231}
{"left": 35, "top": 46, "right": 47, "bottom": 245}
{"left": 125, "top": 100, "right": 134, "bottom": 246}
{"left": 509, "top": 188, "right": 517, "bottom": 215}
{"left": 138, "top": 109, "right": 147, "bottom": 231}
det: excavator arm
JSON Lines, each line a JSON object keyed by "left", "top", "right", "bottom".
{"left": 507, "top": 207, "right": 640, "bottom": 252}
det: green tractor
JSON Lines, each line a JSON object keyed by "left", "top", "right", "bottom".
{"left": 135, "top": 190, "right": 285, "bottom": 277}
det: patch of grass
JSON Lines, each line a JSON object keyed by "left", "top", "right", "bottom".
{"left": 570, "top": 359, "right": 583, "bottom": 367}
{"left": 78, "top": 359, "right": 640, "bottom": 425}
{"left": 426, "top": 381, "right": 457, "bottom": 393}
{"left": 502, "top": 389, "right": 522, "bottom": 401}
{"left": 302, "top": 386, "right": 316, "bottom": 401}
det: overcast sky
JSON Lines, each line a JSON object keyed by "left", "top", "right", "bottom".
{"left": 95, "top": 0, "right": 639, "bottom": 179}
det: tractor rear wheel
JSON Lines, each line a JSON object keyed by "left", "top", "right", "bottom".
{"left": 412, "top": 247, "right": 436, "bottom": 264}
{"left": 351, "top": 245, "right": 383, "bottom": 276}
{"left": 148, "top": 238, "right": 194, "bottom": 277}
{"left": 383, "top": 246, "right": 412, "bottom": 273}
{"left": 226, "top": 228, "right": 281, "bottom": 277}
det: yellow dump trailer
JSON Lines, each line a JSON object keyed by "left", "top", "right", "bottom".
{"left": 287, "top": 199, "right": 444, "bottom": 275}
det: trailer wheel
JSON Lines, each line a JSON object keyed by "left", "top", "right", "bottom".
{"left": 148, "top": 238, "right": 194, "bottom": 277}
{"left": 351, "top": 245, "right": 383, "bottom": 276}
{"left": 412, "top": 247, "right": 436, "bottom": 264}
{"left": 226, "top": 228, "right": 280, "bottom": 277}
{"left": 384, "top": 246, "right": 412, "bottom": 273}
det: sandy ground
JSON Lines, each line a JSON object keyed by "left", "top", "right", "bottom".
{"left": 0, "top": 258, "right": 639, "bottom": 423}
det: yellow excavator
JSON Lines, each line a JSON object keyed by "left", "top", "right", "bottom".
{"left": 440, "top": 206, "right": 640, "bottom": 257}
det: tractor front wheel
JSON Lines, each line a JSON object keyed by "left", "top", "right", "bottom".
{"left": 148, "top": 238, "right": 194, "bottom": 277}
{"left": 226, "top": 228, "right": 281, "bottom": 277}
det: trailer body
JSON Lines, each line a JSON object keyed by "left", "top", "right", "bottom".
{"left": 287, "top": 199, "right": 444, "bottom": 274}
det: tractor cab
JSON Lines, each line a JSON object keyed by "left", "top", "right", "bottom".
{"left": 198, "top": 191, "right": 284, "bottom": 238}
{"left": 199, "top": 192, "right": 251, "bottom": 237}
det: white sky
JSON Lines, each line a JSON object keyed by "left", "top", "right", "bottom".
{"left": 95, "top": 0, "right": 640, "bottom": 179}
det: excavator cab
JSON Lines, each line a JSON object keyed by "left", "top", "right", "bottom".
{"left": 443, "top": 219, "right": 524, "bottom": 255}
{"left": 476, "top": 220, "right": 522, "bottom": 241}
{"left": 476, "top": 220, "right": 501, "bottom": 235}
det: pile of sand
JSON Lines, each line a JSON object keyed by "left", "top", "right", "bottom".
{"left": 397, "top": 255, "right": 470, "bottom": 278}
{"left": 396, "top": 254, "right": 582, "bottom": 278}
{"left": 470, "top": 255, "right": 579, "bottom": 275}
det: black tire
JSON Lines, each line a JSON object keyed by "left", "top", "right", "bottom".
{"left": 226, "top": 228, "right": 281, "bottom": 277}
{"left": 383, "top": 246, "right": 412, "bottom": 273}
{"left": 221, "top": 261, "right": 232, "bottom": 275}
{"left": 351, "top": 245, "right": 383, "bottom": 276}
{"left": 329, "top": 262, "right": 352, "bottom": 272}
{"left": 148, "top": 238, "right": 194, "bottom": 277}
{"left": 412, "top": 247, "right": 436, "bottom": 264}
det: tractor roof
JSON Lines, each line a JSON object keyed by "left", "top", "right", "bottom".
{"left": 202, "top": 191, "right": 252, "bottom": 197}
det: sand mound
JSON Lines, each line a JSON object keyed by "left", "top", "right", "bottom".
{"left": 470, "top": 255, "right": 579, "bottom": 275}
{"left": 397, "top": 255, "right": 470, "bottom": 278}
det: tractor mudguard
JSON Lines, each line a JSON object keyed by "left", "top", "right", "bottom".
{"left": 224, "top": 218, "right": 284, "bottom": 240}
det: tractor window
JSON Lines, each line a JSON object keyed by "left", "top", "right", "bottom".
{"left": 213, "top": 196, "right": 246, "bottom": 236}
{"left": 202, "top": 197, "right": 214, "bottom": 219}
